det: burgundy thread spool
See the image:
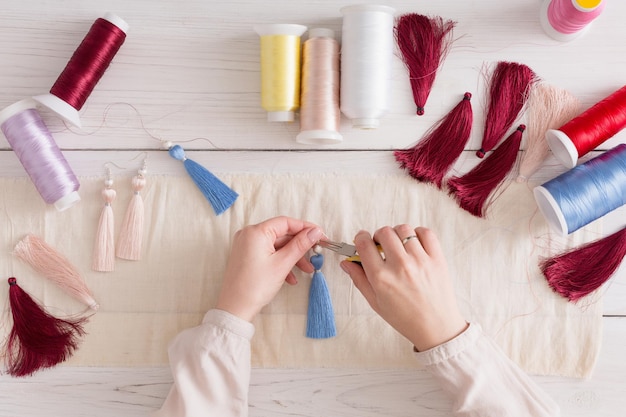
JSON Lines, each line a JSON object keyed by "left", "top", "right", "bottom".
{"left": 34, "top": 13, "right": 129, "bottom": 128}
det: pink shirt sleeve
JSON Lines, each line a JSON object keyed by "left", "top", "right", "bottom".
{"left": 152, "top": 309, "right": 255, "bottom": 417}
{"left": 153, "top": 313, "right": 559, "bottom": 417}
{"left": 414, "top": 323, "right": 560, "bottom": 417}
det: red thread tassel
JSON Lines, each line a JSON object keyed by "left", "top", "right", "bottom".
{"left": 395, "top": 92, "right": 473, "bottom": 188}
{"left": 541, "top": 228, "right": 626, "bottom": 302}
{"left": 447, "top": 124, "right": 525, "bottom": 217}
{"left": 395, "top": 13, "right": 456, "bottom": 115}
{"left": 477, "top": 62, "right": 535, "bottom": 158}
{"left": 4, "top": 277, "right": 87, "bottom": 377}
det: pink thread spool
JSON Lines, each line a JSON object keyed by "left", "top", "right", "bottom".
{"left": 540, "top": 0, "right": 605, "bottom": 42}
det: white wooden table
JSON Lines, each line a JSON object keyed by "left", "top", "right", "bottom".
{"left": 1, "top": 0, "right": 625, "bottom": 415}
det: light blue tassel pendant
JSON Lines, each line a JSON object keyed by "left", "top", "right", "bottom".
{"left": 168, "top": 144, "right": 238, "bottom": 215}
{"left": 306, "top": 248, "right": 336, "bottom": 339}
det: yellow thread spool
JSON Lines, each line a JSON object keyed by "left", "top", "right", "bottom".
{"left": 254, "top": 24, "right": 307, "bottom": 122}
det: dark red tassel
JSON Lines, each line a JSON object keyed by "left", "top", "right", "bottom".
{"left": 541, "top": 228, "right": 626, "bottom": 302}
{"left": 395, "top": 13, "right": 456, "bottom": 115}
{"left": 477, "top": 62, "right": 536, "bottom": 158}
{"left": 395, "top": 92, "right": 473, "bottom": 188}
{"left": 4, "top": 277, "right": 87, "bottom": 377}
{"left": 447, "top": 124, "right": 525, "bottom": 217}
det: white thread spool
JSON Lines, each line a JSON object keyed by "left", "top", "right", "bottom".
{"left": 296, "top": 28, "right": 342, "bottom": 145}
{"left": 340, "top": 4, "right": 395, "bottom": 129}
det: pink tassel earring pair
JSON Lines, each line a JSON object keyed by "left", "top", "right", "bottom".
{"left": 92, "top": 156, "right": 147, "bottom": 272}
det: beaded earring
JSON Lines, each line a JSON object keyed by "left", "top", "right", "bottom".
{"left": 116, "top": 155, "right": 147, "bottom": 261}
{"left": 92, "top": 164, "right": 116, "bottom": 272}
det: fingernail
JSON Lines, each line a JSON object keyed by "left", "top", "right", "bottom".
{"left": 307, "top": 227, "right": 324, "bottom": 243}
{"left": 340, "top": 261, "right": 350, "bottom": 274}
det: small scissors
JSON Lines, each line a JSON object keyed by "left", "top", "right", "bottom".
{"left": 317, "top": 239, "right": 383, "bottom": 263}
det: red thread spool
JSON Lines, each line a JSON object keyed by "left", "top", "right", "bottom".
{"left": 34, "top": 13, "right": 128, "bottom": 128}
{"left": 546, "top": 85, "right": 626, "bottom": 168}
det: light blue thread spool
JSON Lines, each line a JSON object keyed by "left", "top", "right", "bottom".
{"left": 534, "top": 143, "right": 626, "bottom": 235}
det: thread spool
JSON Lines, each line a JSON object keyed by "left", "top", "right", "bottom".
{"left": 33, "top": 12, "right": 129, "bottom": 128}
{"left": 340, "top": 4, "right": 396, "bottom": 129}
{"left": 546, "top": 85, "right": 626, "bottom": 168}
{"left": 540, "top": 0, "right": 605, "bottom": 42}
{"left": 0, "top": 99, "right": 81, "bottom": 211}
{"left": 296, "top": 28, "right": 342, "bottom": 145}
{"left": 534, "top": 143, "right": 626, "bottom": 236}
{"left": 254, "top": 23, "right": 307, "bottom": 122}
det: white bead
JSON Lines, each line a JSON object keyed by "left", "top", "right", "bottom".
{"left": 138, "top": 168, "right": 147, "bottom": 176}
{"left": 105, "top": 179, "right": 114, "bottom": 187}
{"left": 313, "top": 244, "right": 322, "bottom": 254}
{"left": 162, "top": 140, "right": 173, "bottom": 150}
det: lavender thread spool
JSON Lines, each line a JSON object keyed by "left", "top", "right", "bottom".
{"left": 0, "top": 99, "right": 80, "bottom": 211}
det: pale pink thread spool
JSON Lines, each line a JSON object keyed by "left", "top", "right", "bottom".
{"left": 540, "top": 0, "right": 605, "bottom": 42}
{"left": 296, "top": 28, "right": 342, "bottom": 145}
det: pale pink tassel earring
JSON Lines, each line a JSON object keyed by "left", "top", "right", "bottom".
{"left": 517, "top": 82, "right": 581, "bottom": 182}
{"left": 116, "top": 156, "right": 147, "bottom": 261}
{"left": 92, "top": 165, "right": 116, "bottom": 272}
{"left": 13, "top": 234, "right": 99, "bottom": 310}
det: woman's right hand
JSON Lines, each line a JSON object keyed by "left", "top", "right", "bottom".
{"left": 340, "top": 225, "right": 468, "bottom": 352}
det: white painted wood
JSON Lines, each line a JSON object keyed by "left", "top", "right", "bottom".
{"left": 0, "top": 0, "right": 625, "bottom": 151}
{"left": 1, "top": 0, "right": 625, "bottom": 415}
{"left": 0, "top": 317, "right": 624, "bottom": 416}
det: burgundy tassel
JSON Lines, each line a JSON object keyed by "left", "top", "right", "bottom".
{"left": 447, "top": 124, "right": 525, "bottom": 217}
{"left": 395, "top": 13, "right": 456, "bottom": 115}
{"left": 395, "top": 92, "right": 473, "bottom": 188}
{"left": 541, "top": 228, "right": 626, "bottom": 302}
{"left": 4, "top": 277, "right": 87, "bottom": 377}
{"left": 477, "top": 62, "right": 535, "bottom": 158}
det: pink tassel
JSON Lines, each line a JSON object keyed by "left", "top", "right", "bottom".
{"left": 92, "top": 175, "right": 116, "bottom": 271}
{"left": 395, "top": 92, "right": 473, "bottom": 188}
{"left": 4, "top": 277, "right": 87, "bottom": 377}
{"left": 447, "top": 124, "right": 525, "bottom": 217}
{"left": 116, "top": 170, "right": 146, "bottom": 261}
{"left": 13, "top": 234, "right": 99, "bottom": 310}
{"left": 477, "top": 62, "right": 535, "bottom": 158}
{"left": 395, "top": 13, "right": 456, "bottom": 115}
{"left": 517, "top": 82, "right": 581, "bottom": 182}
{"left": 541, "top": 228, "right": 626, "bottom": 302}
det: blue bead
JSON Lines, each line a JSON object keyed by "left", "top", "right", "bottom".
{"left": 168, "top": 144, "right": 186, "bottom": 161}
{"left": 310, "top": 253, "right": 324, "bottom": 270}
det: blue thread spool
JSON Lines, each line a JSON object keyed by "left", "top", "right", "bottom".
{"left": 533, "top": 144, "right": 626, "bottom": 235}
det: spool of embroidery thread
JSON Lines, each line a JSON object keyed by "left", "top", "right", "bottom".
{"left": 533, "top": 143, "right": 626, "bottom": 236}
{"left": 0, "top": 99, "right": 80, "bottom": 211}
{"left": 340, "top": 4, "right": 395, "bottom": 129}
{"left": 296, "top": 28, "right": 342, "bottom": 145}
{"left": 254, "top": 23, "right": 307, "bottom": 122}
{"left": 540, "top": 0, "right": 605, "bottom": 42}
{"left": 546, "top": 85, "right": 626, "bottom": 168}
{"left": 33, "top": 12, "right": 129, "bottom": 128}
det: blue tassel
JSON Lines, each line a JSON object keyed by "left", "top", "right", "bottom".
{"left": 306, "top": 253, "right": 336, "bottom": 339}
{"left": 168, "top": 145, "right": 238, "bottom": 215}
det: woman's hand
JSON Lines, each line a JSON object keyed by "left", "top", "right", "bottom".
{"left": 341, "top": 225, "right": 468, "bottom": 351}
{"left": 216, "top": 216, "right": 324, "bottom": 322}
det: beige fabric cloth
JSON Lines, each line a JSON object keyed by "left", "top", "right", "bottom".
{"left": 0, "top": 174, "right": 602, "bottom": 377}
